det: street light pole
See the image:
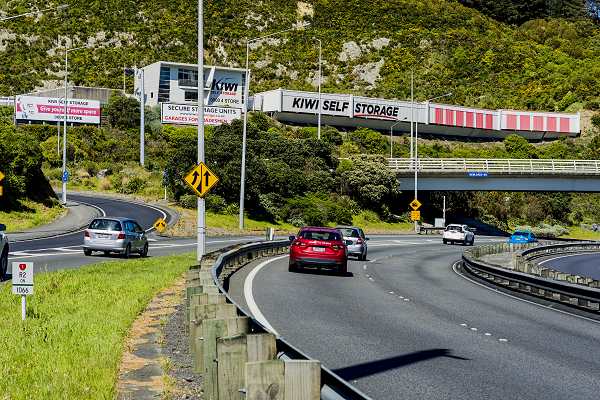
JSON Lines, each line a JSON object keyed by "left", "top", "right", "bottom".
{"left": 390, "top": 120, "right": 401, "bottom": 159}
{"left": 414, "top": 92, "right": 452, "bottom": 232}
{"left": 62, "top": 40, "right": 116, "bottom": 205}
{"left": 0, "top": 4, "right": 68, "bottom": 22}
{"left": 410, "top": 57, "right": 424, "bottom": 161}
{"left": 197, "top": 0, "right": 206, "bottom": 261}
{"left": 238, "top": 23, "right": 311, "bottom": 229}
{"left": 312, "top": 37, "right": 321, "bottom": 140}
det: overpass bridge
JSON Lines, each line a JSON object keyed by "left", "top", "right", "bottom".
{"left": 389, "top": 158, "right": 600, "bottom": 192}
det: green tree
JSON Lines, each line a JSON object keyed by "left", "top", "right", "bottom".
{"left": 341, "top": 154, "right": 399, "bottom": 217}
{"left": 503, "top": 134, "right": 537, "bottom": 158}
{"left": 104, "top": 93, "right": 140, "bottom": 128}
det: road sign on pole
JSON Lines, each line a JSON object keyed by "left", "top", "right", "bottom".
{"left": 411, "top": 210, "right": 420, "bottom": 220}
{"left": 0, "top": 170, "right": 4, "bottom": 196}
{"left": 410, "top": 199, "right": 421, "bottom": 210}
{"left": 184, "top": 162, "right": 219, "bottom": 197}
{"left": 13, "top": 262, "right": 33, "bottom": 321}
{"left": 153, "top": 218, "right": 168, "bottom": 234}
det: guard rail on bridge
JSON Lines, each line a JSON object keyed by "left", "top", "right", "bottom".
{"left": 461, "top": 242, "right": 600, "bottom": 313}
{"left": 388, "top": 158, "right": 600, "bottom": 173}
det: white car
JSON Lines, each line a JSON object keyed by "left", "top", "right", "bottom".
{"left": 0, "top": 224, "right": 8, "bottom": 279}
{"left": 443, "top": 224, "right": 474, "bottom": 245}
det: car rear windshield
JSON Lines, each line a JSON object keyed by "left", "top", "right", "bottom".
{"left": 446, "top": 226, "right": 462, "bottom": 231}
{"left": 89, "top": 219, "right": 122, "bottom": 231}
{"left": 513, "top": 232, "right": 528, "bottom": 236}
{"left": 298, "top": 231, "right": 341, "bottom": 241}
{"left": 338, "top": 228, "right": 359, "bottom": 237}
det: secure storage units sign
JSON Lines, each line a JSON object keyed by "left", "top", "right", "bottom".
{"left": 161, "top": 103, "right": 242, "bottom": 126}
{"left": 15, "top": 96, "right": 100, "bottom": 124}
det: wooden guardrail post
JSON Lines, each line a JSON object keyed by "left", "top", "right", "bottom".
{"left": 216, "top": 333, "right": 277, "bottom": 400}
{"left": 188, "top": 293, "right": 227, "bottom": 353}
{"left": 186, "top": 284, "right": 219, "bottom": 334}
{"left": 203, "top": 317, "right": 252, "bottom": 399}
{"left": 244, "top": 359, "right": 321, "bottom": 400}
{"left": 193, "top": 303, "right": 238, "bottom": 373}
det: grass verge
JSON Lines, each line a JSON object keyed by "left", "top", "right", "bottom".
{"left": 0, "top": 253, "right": 195, "bottom": 399}
{"left": 558, "top": 225, "right": 600, "bottom": 240}
{"left": 0, "top": 198, "right": 64, "bottom": 232}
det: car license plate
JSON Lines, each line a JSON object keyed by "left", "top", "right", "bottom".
{"left": 313, "top": 247, "right": 325, "bottom": 252}
{"left": 98, "top": 234, "right": 109, "bottom": 239}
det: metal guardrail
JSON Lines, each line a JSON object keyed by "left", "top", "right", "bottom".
{"left": 210, "top": 240, "right": 372, "bottom": 400}
{"left": 387, "top": 158, "right": 600, "bottom": 173}
{"left": 462, "top": 243, "right": 600, "bottom": 312}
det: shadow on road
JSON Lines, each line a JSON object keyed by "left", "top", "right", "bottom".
{"left": 333, "top": 349, "right": 469, "bottom": 380}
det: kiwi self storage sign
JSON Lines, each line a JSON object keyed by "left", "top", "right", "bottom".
{"left": 15, "top": 95, "right": 101, "bottom": 124}
{"left": 161, "top": 103, "right": 242, "bottom": 126}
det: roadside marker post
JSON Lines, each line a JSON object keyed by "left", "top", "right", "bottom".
{"left": 0, "top": 170, "right": 4, "bottom": 196}
{"left": 12, "top": 262, "right": 33, "bottom": 321}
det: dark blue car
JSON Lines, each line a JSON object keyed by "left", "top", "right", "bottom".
{"left": 509, "top": 231, "right": 538, "bottom": 243}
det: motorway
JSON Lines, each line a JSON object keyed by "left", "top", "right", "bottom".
{"left": 6, "top": 196, "right": 600, "bottom": 399}
{"left": 227, "top": 235, "right": 600, "bottom": 400}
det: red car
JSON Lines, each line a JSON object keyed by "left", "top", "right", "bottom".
{"left": 288, "top": 227, "right": 349, "bottom": 275}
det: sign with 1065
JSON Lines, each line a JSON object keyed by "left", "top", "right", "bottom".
{"left": 12, "top": 262, "right": 33, "bottom": 295}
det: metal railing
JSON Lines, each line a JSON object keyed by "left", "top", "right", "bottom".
{"left": 210, "top": 240, "right": 372, "bottom": 400}
{"left": 387, "top": 158, "right": 600, "bottom": 173}
{"left": 462, "top": 242, "right": 600, "bottom": 312}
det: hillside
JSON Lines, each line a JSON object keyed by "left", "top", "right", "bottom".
{"left": 1, "top": 0, "right": 600, "bottom": 113}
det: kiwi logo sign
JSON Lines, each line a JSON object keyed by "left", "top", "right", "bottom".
{"left": 208, "top": 76, "right": 243, "bottom": 106}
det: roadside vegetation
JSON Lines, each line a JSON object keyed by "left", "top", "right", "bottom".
{"left": 0, "top": 253, "right": 194, "bottom": 398}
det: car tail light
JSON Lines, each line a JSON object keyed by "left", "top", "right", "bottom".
{"left": 294, "top": 240, "right": 307, "bottom": 246}
{"left": 356, "top": 238, "right": 362, "bottom": 244}
{"left": 333, "top": 244, "right": 345, "bottom": 249}
{"left": 117, "top": 233, "right": 126, "bottom": 239}
{"left": 84, "top": 230, "right": 89, "bottom": 237}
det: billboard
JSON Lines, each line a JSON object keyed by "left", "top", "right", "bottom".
{"left": 161, "top": 103, "right": 242, "bottom": 126}
{"left": 15, "top": 96, "right": 100, "bottom": 124}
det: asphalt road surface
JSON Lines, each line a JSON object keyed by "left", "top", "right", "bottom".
{"left": 537, "top": 252, "right": 600, "bottom": 281}
{"left": 4, "top": 194, "right": 269, "bottom": 278}
{"left": 227, "top": 235, "right": 600, "bottom": 400}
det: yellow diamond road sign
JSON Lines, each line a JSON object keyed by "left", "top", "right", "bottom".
{"left": 410, "top": 199, "right": 421, "bottom": 210}
{"left": 154, "top": 218, "right": 168, "bottom": 233}
{"left": 184, "top": 162, "right": 219, "bottom": 197}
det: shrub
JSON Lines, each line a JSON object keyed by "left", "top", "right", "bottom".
{"left": 591, "top": 113, "right": 600, "bottom": 128}
{"left": 225, "top": 203, "right": 239, "bottom": 216}
{"left": 180, "top": 194, "right": 197, "bottom": 209}
{"left": 512, "top": 223, "right": 569, "bottom": 238}
{"left": 79, "top": 161, "right": 99, "bottom": 178}
{"left": 205, "top": 194, "right": 227, "bottom": 213}
{"left": 584, "top": 101, "right": 600, "bottom": 111}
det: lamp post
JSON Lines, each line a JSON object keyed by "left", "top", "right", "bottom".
{"left": 57, "top": 88, "right": 74, "bottom": 154}
{"left": 0, "top": 4, "right": 68, "bottom": 22}
{"left": 413, "top": 92, "right": 452, "bottom": 232}
{"left": 410, "top": 57, "right": 424, "bottom": 161}
{"left": 312, "top": 37, "right": 321, "bottom": 140}
{"left": 390, "top": 119, "right": 403, "bottom": 159}
{"left": 239, "top": 23, "right": 311, "bottom": 229}
{"left": 197, "top": 0, "right": 206, "bottom": 260}
{"left": 62, "top": 40, "right": 116, "bottom": 205}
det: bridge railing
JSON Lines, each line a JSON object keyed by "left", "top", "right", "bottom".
{"left": 387, "top": 158, "right": 600, "bottom": 173}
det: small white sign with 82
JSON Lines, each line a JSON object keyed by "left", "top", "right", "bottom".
{"left": 12, "top": 262, "right": 33, "bottom": 295}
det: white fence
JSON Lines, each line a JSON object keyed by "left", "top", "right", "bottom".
{"left": 387, "top": 158, "right": 600, "bottom": 173}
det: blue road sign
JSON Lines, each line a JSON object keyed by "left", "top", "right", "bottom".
{"left": 63, "top": 171, "right": 69, "bottom": 177}
{"left": 62, "top": 176, "right": 68, "bottom": 182}
{"left": 468, "top": 172, "right": 488, "bottom": 177}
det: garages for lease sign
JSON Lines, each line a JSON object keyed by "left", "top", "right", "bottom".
{"left": 161, "top": 103, "right": 242, "bottom": 126}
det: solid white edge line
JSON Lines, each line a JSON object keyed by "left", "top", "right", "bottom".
{"left": 244, "top": 255, "right": 288, "bottom": 335}
{"left": 538, "top": 252, "right": 600, "bottom": 265}
{"left": 453, "top": 261, "right": 600, "bottom": 324}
